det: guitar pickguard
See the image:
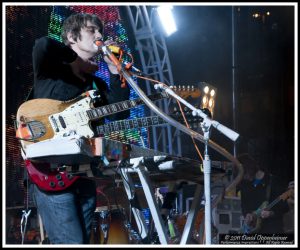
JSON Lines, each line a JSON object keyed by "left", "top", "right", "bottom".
{"left": 49, "top": 96, "right": 95, "bottom": 138}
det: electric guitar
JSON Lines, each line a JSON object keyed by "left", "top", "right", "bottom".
{"left": 242, "top": 189, "right": 293, "bottom": 233}
{"left": 24, "top": 112, "right": 203, "bottom": 192}
{"left": 16, "top": 90, "right": 166, "bottom": 149}
{"left": 20, "top": 86, "right": 201, "bottom": 192}
{"left": 16, "top": 87, "right": 200, "bottom": 150}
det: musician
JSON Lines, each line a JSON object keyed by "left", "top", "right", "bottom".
{"left": 28, "top": 13, "right": 130, "bottom": 244}
{"left": 237, "top": 153, "right": 289, "bottom": 234}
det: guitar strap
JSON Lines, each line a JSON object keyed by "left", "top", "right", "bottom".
{"left": 25, "top": 86, "right": 34, "bottom": 101}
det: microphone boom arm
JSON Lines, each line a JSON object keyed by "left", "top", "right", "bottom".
{"left": 100, "top": 45, "right": 242, "bottom": 173}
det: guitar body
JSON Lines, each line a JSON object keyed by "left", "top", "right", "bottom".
{"left": 25, "top": 160, "right": 80, "bottom": 191}
{"left": 16, "top": 93, "right": 96, "bottom": 149}
{"left": 250, "top": 201, "right": 269, "bottom": 233}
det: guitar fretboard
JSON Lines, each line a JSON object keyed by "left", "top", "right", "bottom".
{"left": 86, "top": 92, "right": 168, "bottom": 121}
{"left": 95, "top": 116, "right": 166, "bottom": 135}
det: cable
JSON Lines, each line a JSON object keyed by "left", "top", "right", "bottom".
{"left": 131, "top": 73, "right": 204, "bottom": 164}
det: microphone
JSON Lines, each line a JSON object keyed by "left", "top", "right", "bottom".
{"left": 107, "top": 45, "right": 122, "bottom": 54}
{"left": 94, "top": 40, "right": 122, "bottom": 54}
{"left": 94, "top": 40, "right": 143, "bottom": 75}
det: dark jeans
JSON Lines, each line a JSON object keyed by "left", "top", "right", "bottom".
{"left": 32, "top": 179, "right": 96, "bottom": 244}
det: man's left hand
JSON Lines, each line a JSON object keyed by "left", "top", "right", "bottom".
{"left": 261, "top": 210, "right": 274, "bottom": 219}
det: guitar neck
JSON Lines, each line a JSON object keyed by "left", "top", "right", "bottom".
{"left": 86, "top": 92, "right": 168, "bottom": 121}
{"left": 95, "top": 116, "right": 166, "bottom": 135}
{"left": 256, "top": 196, "right": 282, "bottom": 216}
{"left": 264, "top": 197, "right": 281, "bottom": 211}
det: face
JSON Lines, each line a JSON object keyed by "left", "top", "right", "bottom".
{"left": 70, "top": 20, "right": 103, "bottom": 59}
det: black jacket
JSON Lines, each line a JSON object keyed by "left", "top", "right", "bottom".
{"left": 32, "top": 36, "right": 130, "bottom": 120}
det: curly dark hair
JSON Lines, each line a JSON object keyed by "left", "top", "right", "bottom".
{"left": 61, "top": 13, "right": 104, "bottom": 46}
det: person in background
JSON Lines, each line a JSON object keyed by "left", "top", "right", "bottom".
{"left": 237, "top": 153, "right": 289, "bottom": 234}
{"left": 26, "top": 12, "right": 130, "bottom": 244}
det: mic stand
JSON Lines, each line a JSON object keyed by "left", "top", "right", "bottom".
{"left": 153, "top": 84, "right": 239, "bottom": 245}
{"left": 201, "top": 120, "right": 212, "bottom": 244}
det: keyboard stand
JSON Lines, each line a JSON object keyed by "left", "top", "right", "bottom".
{"left": 121, "top": 157, "right": 169, "bottom": 244}
{"left": 120, "top": 156, "right": 202, "bottom": 245}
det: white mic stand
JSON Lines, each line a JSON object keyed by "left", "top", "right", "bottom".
{"left": 153, "top": 84, "right": 239, "bottom": 245}
{"left": 201, "top": 119, "right": 213, "bottom": 244}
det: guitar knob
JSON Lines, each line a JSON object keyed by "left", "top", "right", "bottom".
{"left": 58, "top": 181, "right": 65, "bottom": 187}
{"left": 49, "top": 182, "right": 56, "bottom": 188}
{"left": 56, "top": 174, "right": 62, "bottom": 180}
{"left": 67, "top": 174, "right": 73, "bottom": 180}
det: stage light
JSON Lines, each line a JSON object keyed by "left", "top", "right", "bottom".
{"left": 202, "top": 95, "right": 208, "bottom": 105}
{"left": 253, "top": 13, "right": 260, "bottom": 18}
{"left": 157, "top": 5, "right": 177, "bottom": 36}
{"left": 199, "top": 82, "right": 217, "bottom": 118}
{"left": 204, "top": 86, "right": 209, "bottom": 94}
{"left": 208, "top": 98, "right": 214, "bottom": 108}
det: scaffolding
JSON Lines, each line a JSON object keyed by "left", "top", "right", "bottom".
{"left": 126, "top": 6, "right": 182, "bottom": 156}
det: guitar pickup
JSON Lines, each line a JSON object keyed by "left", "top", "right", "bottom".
{"left": 58, "top": 115, "right": 66, "bottom": 129}
{"left": 50, "top": 115, "right": 60, "bottom": 132}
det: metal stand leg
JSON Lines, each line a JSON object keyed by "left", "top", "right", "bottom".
{"left": 120, "top": 168, "right": 148, "bottom": 240}
{"left": 180, "top": 184, "right": 202, "bottom": 244}
{"left": 120, "top": 157, "right": 204, "bottom": 245}
{"left": 38, "top": 213, "right": 44, "bottom": 243}
{"left": 134, "top": 164, "right": 169, "bottom": 244}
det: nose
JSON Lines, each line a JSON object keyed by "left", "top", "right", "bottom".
{"left": 95, "top": 30, "right": 102, "bottom": 39}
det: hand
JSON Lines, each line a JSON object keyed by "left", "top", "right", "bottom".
{"left": 70, "top": 56, "right": 98, "bottom": 81}
{"left": 245, "top": 213, "right": 256, "bottom": 227}
{"left": 260, "top": 210, "right": 274, "bottom": 219}
{"left": 104, "top": 56, "right": 119, "bottom": 74}
{"left": 245, "top": 213, "right": 257, "bottom": 228}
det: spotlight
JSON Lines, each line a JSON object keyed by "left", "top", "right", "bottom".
{"left": 157, "top": 5, "right": 177, "bottom": 36}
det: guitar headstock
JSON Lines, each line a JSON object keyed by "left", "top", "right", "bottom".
{"left": 170, "top": 85, "right": 201, "bottom": 99}
{"left": 171, "top": 106, "right": 203, "bottom": 129}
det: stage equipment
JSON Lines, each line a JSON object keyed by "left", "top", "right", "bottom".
{"left": 98, "top": 44, "right": 241, "bottom": 244}
{"left": 198, "top": 82, "right": 217, "bottom": 118}
{"left": 157, "top": 5, "right": 177, "bottom": 36}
